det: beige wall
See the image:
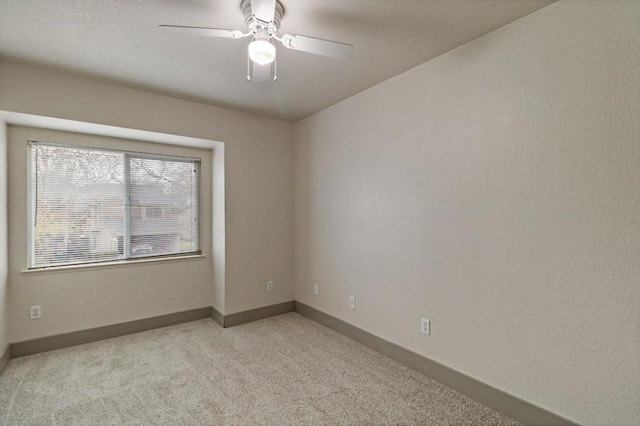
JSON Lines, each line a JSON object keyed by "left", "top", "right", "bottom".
{"left": 0, "top": 123, "right": 7, "bottom": 352}
{"left": 0, "top": 59, "right": 294, "bottom": 341}
{"left": 294, "top": 1, "right": 640, "bottom": 425}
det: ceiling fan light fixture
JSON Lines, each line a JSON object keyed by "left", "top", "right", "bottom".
{"left": 249, "top": 38, "right": 276, "bottom": 65}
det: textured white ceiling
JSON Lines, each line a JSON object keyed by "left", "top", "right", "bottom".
{"left": 0, "top": 0, "right": 555, "bottom": 121}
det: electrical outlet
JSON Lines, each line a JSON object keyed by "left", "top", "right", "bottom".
{"left": 421, "top": 318, "right": 430, "bottom": 335}
{"left": 267, "top": 280, "right": 273, "bottom": 291}
{"left": 349, "top": 296, "right": 356, "bottom": 310}
{"left": 30, "top": 305, "right": 42, "bottom": 320}
{"left": 313, "top": 283, "right": 319, "bottom": 296}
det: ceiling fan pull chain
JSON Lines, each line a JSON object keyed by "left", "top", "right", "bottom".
{"left": 246, "top": 52, "right": 251, "bottom": 81}
{"left": 273, "top": 56, "right": 278, "bottom": 82}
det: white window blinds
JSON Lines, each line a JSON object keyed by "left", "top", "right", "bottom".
{"left": 29, "top": 142, "right": 200, "bottom": 269}
{"left": 128, "top": 156, "right": 199, "bottom": 258}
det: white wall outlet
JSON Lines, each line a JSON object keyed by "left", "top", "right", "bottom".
{"left": 30, "top": 305, "right": 42, "bottom": 320}
{"left": 267, "top": 280, "right": 273, "bottom": 291}
{"left": 313, "top": 283, "right": 319, "bottom": 296}
{"left": 421, "top": 318, "right": 430, "bottom": 335}
{"left": 349, "top": 295, "right": 356, "bottom": 310}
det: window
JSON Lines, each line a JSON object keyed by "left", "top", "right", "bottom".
{"left": 28, "top": 142, "right": 200, "bottom": 269}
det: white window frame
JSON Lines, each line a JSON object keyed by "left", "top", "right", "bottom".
{"left": 27, "top": 141, "right": 201, "bottom": 269}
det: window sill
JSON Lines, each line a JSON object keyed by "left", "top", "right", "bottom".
{"left": 21, "top": 254, "right": 206, "bottom": 275}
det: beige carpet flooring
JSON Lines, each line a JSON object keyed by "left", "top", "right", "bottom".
{"left": 0, "top": 312, "right": 522, "bottom": 425}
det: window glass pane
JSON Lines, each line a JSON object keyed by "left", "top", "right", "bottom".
{"left": 29, "top": 143, "right": 200, "bottom": 269}
{"left": 30, "top": 144, "right": 125, "bottom": 268}
{"left": 128, "top": 157, "right": 199, "bottom": 257}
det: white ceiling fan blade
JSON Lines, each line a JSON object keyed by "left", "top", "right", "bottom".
{"left": 280, "top": 34, "right": 353, "bottom": 60}
{"left": 159, "top": 25, "right": 245, "bottom": 39}
{"left": 251, "top": 0, "right": 276, "bottom": 22}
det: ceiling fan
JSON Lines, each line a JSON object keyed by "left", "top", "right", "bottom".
{"left": 159, "top": 0, "right": 354, "bottom": 82}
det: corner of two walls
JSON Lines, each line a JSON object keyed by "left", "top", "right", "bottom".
{"left": 292, "top": 1, "right": 640, "bottom": 425}
{"left": 212, "top": 144, "right": 226, "bottom": 316}
{"left": 0, "top": 121, "right": 8, "bottom": 354}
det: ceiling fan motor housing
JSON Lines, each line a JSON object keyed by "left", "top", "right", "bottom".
{"left": 241, "top": 0, "right": 284, "bottom": 37}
